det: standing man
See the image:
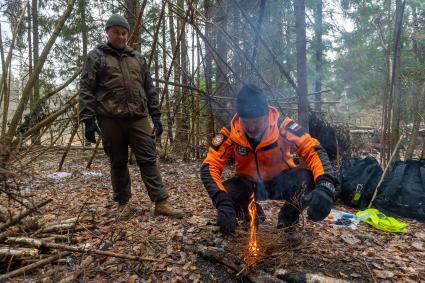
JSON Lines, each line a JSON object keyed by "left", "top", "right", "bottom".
{"left": 201, "top": 84, "right": 336, "bottom": 241}
{"left": 80, "top": 14, "right": 184, "bottom": 218}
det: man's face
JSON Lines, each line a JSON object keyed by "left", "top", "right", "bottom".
{"left": 106, "top": 26, "right": 128, "bottom": 49}
{"left": 240, "top": 115, "right": 269, "bottom": 140}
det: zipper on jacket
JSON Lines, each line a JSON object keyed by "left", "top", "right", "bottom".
{"left": 254, "top": 150, "right": 263, "bottom": 181}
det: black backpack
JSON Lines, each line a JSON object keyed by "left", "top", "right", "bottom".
{"left": 337, "top": 156, "right": 383, "bottom": 208}
{"left": 375, "top": 160, "right": 425, "bottom": 221}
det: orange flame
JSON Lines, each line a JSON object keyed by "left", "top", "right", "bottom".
{"left": 247, "top": 192, "right": 259, "bottom": 258}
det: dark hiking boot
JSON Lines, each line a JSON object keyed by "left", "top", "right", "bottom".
{"left": 115, "top": 203, "right": 139, "bottom": 220}
{"left": 154, "top": 199, "right": 185, "bottom": 219}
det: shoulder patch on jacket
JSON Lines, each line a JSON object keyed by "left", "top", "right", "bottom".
{"left": 212, "top": 133, "right": 225, "bottom": 147}
{"left": 286, "top": 121, "right": 307, "bottom": 137}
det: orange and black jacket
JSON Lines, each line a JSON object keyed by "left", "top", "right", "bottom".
{"left": 200, "top": 107, "right": 334, "bottom": 198}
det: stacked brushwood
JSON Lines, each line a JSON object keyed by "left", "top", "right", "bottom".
{"left": 0, "top": 198, "right": 98, "bottom": 282}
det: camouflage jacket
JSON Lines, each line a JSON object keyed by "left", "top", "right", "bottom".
{"left": 79, "top": 42, "right": 160, "bottom": 121}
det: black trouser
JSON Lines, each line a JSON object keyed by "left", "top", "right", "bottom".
{"left": 98, "top": 116, "right": 168, "bottom": 204}
{"left": 223, "top": 168, "right": 315, "bottom": 227}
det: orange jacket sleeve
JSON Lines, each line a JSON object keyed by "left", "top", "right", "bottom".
{"left": 280, "top": 118, "right": 334, "bottom": 183}
{"left": 200, "top": 127, "right": 234, "bottom": 198}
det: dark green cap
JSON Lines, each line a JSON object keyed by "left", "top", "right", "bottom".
{"left": 105, "top": 14, "right": 130, "bottom": 31}
{"left": 236, "top": 84, "right": 268, "bottom": 118}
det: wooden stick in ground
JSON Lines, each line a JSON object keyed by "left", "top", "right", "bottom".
{"left": 86, "top": 137, "right": 101, "bottom": 169}
{"left": 368, "top": 135, "right": 403, "bottom": 208}
{"left": 0, "top": 251, "right": 70, "bottom": 281}
{"left": 58, "top": 123, "right": 79, "bottom": 171}
{"left": 6, "top": 237, "right": 170, "bottom": 263}
{"left": 0, "top": 198, "right": 51, "bottom": 232}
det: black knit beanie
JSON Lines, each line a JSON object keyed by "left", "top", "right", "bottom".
{"left": 236, "top": 84, "right": 268, "bottom": 118}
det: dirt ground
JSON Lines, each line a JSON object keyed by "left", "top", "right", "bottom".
{"left": 1, "top": 148, "right": 425, "bottom": 282}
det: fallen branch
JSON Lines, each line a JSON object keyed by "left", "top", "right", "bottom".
{"left": 0, "top": 247, "right": 39, "bottom": 257}
{"left": 275, "top": 269, "right": 349, "bottom": 283}
{"left": 0, "top": 198, "right": 51, "bottom": 232}
{"left": 196, "top": 244, "right": 283, "bottom": 283}
{"left": 7, "top": 237, "right": 170, "bottom": 263}
{"left": 0, "top": 251, "right": 70, "bottom": 281}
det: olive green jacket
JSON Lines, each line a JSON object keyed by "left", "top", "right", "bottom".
{"left": 79, "top": 42, "right": 160, "bottom": 121}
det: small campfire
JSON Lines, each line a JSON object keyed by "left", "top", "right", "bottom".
{"left": 244, "top": 192, "right": 259, "bottom": 265}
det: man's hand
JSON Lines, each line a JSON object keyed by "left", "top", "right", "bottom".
{"left": 151, "top": 115, "right": 163, "bottom": 137}
{"left": 84, "top": 119, "right": 100, "bottom": 143}
{"left": 306, "top": 179, "right": 335, "bottom": 222}
{"left": 214, "top": 191, "right": 237, "bottom": 235}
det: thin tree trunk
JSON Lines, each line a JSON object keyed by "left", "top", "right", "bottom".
{"left": 313, "top": 0, "right": 323, "bottom": 113}
{"left": 163, "top": 10, "right": 173, "bottom": 144}
{"left": 294, "top": 0, "right": 309, "bottom": 129}
{"left": 125, "top": 0, "right": 141, "bottom": 51}
{"left": 176, "top": 0, "right": 190, "bottom": 151}
{"left": 389, "top": 0, "right": 406, "bottom": 160}
{"left": 203, "top": 0, "right": 215, "bottom": 139}
{"left": 32, "top": 0, "right": 40, "bottom": 106}
{"left": 214, "top": 0, "right": 229, "bottom": 99}
{"left": 251, "top": 0, "right": 266, "bottom": 66}
{"left": 28, "top": 2, "right": 34, "bottom": 110}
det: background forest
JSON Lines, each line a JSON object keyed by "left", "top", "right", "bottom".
{"left": 0, "top": 0, "right": 425, "bottom": 167}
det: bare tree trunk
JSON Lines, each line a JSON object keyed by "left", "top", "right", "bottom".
{"left": 28, "top": 3, "right": 34, "bottom": 110}
{"left": 177, "top": 0, "right": 190, "bottom": 155}
{"left": 32, "top": 0, "right": 40, "bottom": 106}
{"left": 203, "top": 0, "right": 215, "bottom": 139}
{"left": 389, "top": 0, "right": 406, "bottom": 160}
{"left": 251, "top": 0, "right": 266, "bottom": 66}
{"left": 125, "top": 0, "right": 141, "bottom": 51}
{"left": 214, "top": 0, "right": 229, "bottom": 98}
{"left": 294, "top": 0, "right": 309, "bottom": 129}
{"left": 168, "top": 1, "right": 181, "bottom": 143}
{"left": 0, "top": 24, "right": 9, "bottom": 137}
{"left": 405, "top": 84, "right": 425, "bottom": 159}
{"left": 313, "top": 0, "right": 323, "bottom": 113}
{"left": 163, "top": 10, "right": 173, "bottom": 145}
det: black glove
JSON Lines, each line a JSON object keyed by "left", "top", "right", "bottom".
{"left": 213, "top": 191, "right": 237, "bottom": 235}
{"left": 305, "top": 178, "right": 335, "bottom": 222}
{"left": 84, "top": 119, "right": 100, "bottom": 143}
{"left": 151, "top": 115, "right": 163, "bottom": 137}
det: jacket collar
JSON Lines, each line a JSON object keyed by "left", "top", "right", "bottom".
{"left": 229, "top": 106, "right": 280, "bottom": 150}
{"left": 97, "top": 42, "right": 136, "bottom": 57}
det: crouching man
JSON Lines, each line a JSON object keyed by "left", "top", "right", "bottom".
{"left": 200, "top": 84, "right": 336, "bottom": 242}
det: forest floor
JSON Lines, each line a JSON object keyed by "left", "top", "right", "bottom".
{"left": 1, "top": 148, "right": 425, "bottom": 283}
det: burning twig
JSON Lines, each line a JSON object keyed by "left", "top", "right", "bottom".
{"left": 245, "top": 192, "right": 260, "bottom": 265}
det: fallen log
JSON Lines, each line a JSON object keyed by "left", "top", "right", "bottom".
{"left": 196, "top": 244, "right": 284, "bottom": 283}
{"left": 0, "top": 199, "right": 52, "bottom": 232}
{"left": 0, "top": 251, "right": 70, "bottom": 282}
{"left": 40, "top": 222, "right": 76, "bottom": 233}
{"left": 0, "top": 247, "right": 39, "bottom": 257}
{"left": 7, "top": 237, "right": 172, "bottom": 263}
{"left": 275, "top": 269, "right": 349, "bottom": 283}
